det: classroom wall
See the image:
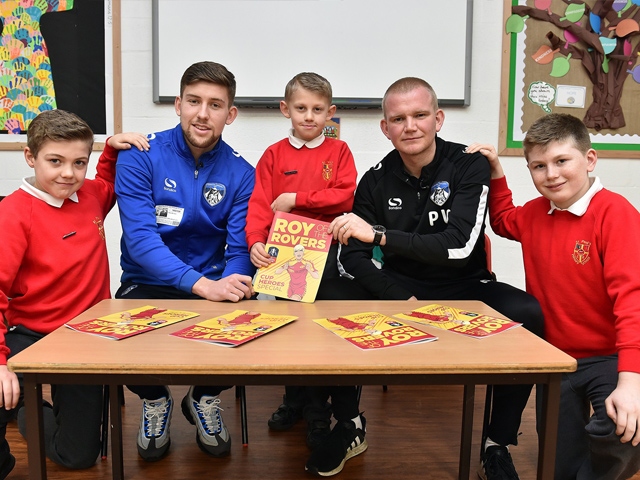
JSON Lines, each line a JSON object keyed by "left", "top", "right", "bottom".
{"left": 2, "top": 0, "right": 639, "bottom": 295}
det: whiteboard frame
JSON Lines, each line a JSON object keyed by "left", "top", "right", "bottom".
{"left": 152, "top": 0, "right": 473, "bottom": 108}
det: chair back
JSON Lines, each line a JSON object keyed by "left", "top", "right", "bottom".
{"left": 484, "top": 233, "right": 492, "bottom": 273}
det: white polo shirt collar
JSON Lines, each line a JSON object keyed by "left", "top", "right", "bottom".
{"left": 288, "top": 129, "right": 325, "bottom": 149}
{"left": 548, "top": 176, "right": 603, "bottom": 216}
{"left": 20, "top": 176, "right": 79, "bottom": 208}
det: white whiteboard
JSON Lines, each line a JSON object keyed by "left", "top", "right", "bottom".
{"left": 152, "top": 0, "right": 473, "bottom": 107}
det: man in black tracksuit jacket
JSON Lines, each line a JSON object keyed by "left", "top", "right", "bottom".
{"left": 330, "top": 77, "right": 544, "bottom": 480}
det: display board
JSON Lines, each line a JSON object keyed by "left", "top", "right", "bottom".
{"left": 152, "top": 0, "right": 473, "bottom": 107}
{"left": 499, "top": 0, "right": 640, "bottom": 158}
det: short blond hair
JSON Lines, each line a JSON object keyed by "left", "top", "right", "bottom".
{"left": 284, "top": 72, "right": 332, "bottom": 103}
{"left": 382, "top": 77, "right": 438, "bottom": 117}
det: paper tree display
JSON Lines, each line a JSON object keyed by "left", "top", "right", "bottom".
{"left": 506, "top": 0, "right": 640, "bottom": 130}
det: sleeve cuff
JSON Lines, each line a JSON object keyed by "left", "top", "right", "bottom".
{"left": 178, "top": 269, "right": 203, "bottom": 294}
{"left": 618, "top": 348, "right": 640, "bottom": 374}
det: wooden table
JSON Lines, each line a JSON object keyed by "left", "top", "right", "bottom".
{"left": 9, "top": 299, "right": 576, "bottom": 480}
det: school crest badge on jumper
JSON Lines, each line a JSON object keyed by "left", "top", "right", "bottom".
{"left": 572, "top": 240, "right": 591, "bottom": 265}
{"left": 322, "top": 161, "right": 333, "bottom": 181}
{"left": 430, "top": 181, "right": 450, "bottom": 206}
{"left": 203, "top": 183, "right": 226, "bottom": 206}
{"left": 93, "top": 217, "right": 106, "bottom": 240}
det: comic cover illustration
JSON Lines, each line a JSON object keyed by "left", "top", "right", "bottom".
{"left": 253, "top": 211, "right": 331, "bottom": 303}
{"left": 66, "top": 305, "right": 199, "bottom": 340}
{"left": 314, "top": 311, "right": 437, "bottom": 350}
{"left": 171, "top": 309, "right": 297, "bottom": 347}
{"left": 394, "top": 304, "right": 521, "bottom": 338}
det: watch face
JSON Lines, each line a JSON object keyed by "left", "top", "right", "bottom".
{"left": 373, "top": 225, "right": 386, "bottom": 234}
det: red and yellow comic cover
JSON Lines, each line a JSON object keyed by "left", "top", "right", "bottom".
{"left": 253, "top": 211, "right": 331, "bottom": 303}
{"left": 394, "top": 304, "right": 521, "bottom": 339}
{"left": 66, "top": 305, "right": 199, "bottom": 340}
{"left": 314, "top": 311, "right": 437, "bottom": 350}
{"left": 170, "top": 309, "right": 297, "bottom": 347}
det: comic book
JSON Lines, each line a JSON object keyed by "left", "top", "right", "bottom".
{"left": 170, "top": 309, "right": 297, "bottom": 347}
{"left": 253, "top": 211, "right": 332, "bottom": 303}
{"left": 66, "top": 305, "right": 199, "bottom": 340}
{"left": 394, "top": 304, "right": 522, "bottom": 339}
{"left": 313, "top": 311, "right": 437, "bottom": 350}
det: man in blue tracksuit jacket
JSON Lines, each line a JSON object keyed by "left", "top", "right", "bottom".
{"left": 114, "top": 61, "right": 255, "bottom": 463}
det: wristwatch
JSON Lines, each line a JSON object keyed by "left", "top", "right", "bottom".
{"left": 372, "top": 225, "right": 386, "bottom": 246}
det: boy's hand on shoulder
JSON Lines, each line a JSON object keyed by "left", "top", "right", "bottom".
{"left": 192, "top": 274, "right": 254, "bottom": 302}
{"left": 0, "top": 365, "right": 20, "bottom": 410}
{"left": 271, "top": 193, "right": 296, "bottom": 213}
{"left": 250, "top": 242, "right": 273, "bottom": 268}
{"left": 465, "top": 143, "right": 504, "bottom": 180}
{"left": 605, "top": 371, "right": 640, "bottom": 446}
{"left": 108, "top": 132, "right": 150, "bottom": 152}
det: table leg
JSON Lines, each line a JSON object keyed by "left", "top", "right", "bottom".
{"left": 537, "top": 375, "right": 562, "bottom": 480}
{"left": 23, "top": 376, "right": 46, "bottom": 480}
{"left": 238, "top": 386, "right": 248, "bottom": 446}
{"left": 109, "top": 384, "right": 125, "bottom": 480}
{"left": 458, "top": 384, "right": 475, "bottom": 480}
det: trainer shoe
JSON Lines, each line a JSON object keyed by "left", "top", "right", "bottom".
{"left": 268, "top": 395, "right": 303, "bottom": 431}
{"left": 181, "top": 387, "right": 231, "bottom": 457}
{"left": 306, "top": 418, "right": 331, "bottom": 450}
{"left": 478, "top": 445, "right": 520, "bottom": 480}
{"left": 137, "top": 395, "right": 173, "bottom": 462}
{"left": 305, "top": 414, "right": 367, "bottom": 476}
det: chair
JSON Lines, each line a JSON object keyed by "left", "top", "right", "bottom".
{"left": 101, "top": 385, "right": 125, "bottom": 459}
{"left": 479, "top": 234, "right": 495, "bottom": 455}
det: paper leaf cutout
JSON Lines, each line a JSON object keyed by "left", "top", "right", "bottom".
{"left": 624, "top": 39, "right": 633, "bottom": 64}
{"left": 612, "top": 0, "right": 631, "bottom": 16}
{"left": 599, "top": 36, "right": 617, "bottom": 55}
{"left": 550, "top": 55, "right": 572, "bottom": 77}
{"left": 560, "top": 3, "right": 586, "bottom": 23}
{"left": 564, "top": 26, "right": 580, "bottom": 48}
{"left": 532, "top": 45, "right": 559, "bottom": 64}
{"left": 610, "top": 18, "right": 640, "bottom": 37}
{"left": 534, "top": 0, "right": 552, "bottom": 13}
{"left": 590, "top": 13, "right": 602, "bottom": 34}
{"left": 627, "top": 65, "right": 640, "bottom": 83}
{"left": 506, "top": 14, "right": 527, "bottom": 34}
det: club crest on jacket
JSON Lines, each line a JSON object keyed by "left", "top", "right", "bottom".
{"left": 430, "top": 181, "right": 450, "bottom": 206}
{"left": 203, "top": 183, "right": 226, "bottom": 206}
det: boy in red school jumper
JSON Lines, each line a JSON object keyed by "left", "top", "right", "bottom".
{"left": 467, "top": 113, "right": 640, "bottom": 479}
{"left": 0, "top": 109, "right": 148, "bottom": 479}
{"left": 245, "top": 72, "right": 370, "bottom": 476}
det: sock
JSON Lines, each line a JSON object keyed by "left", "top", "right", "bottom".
{"left": 484, "top": 437, "right": 506, "bottom": 451}
{"left": 351, "top": 414, "right": 362, "bottom": 430}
